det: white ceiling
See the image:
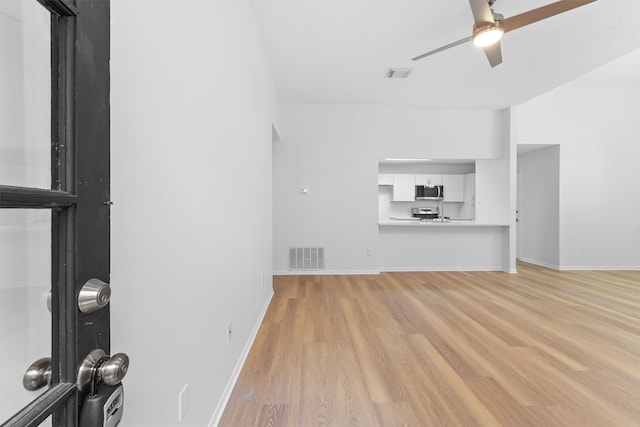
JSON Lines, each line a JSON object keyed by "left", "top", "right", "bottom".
{"left": 250, "top": 0, "right": 640, "bottom": 109}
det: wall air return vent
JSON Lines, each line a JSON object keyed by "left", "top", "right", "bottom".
{"left": 289, "top": 247, "right": 325, "bottom": 271}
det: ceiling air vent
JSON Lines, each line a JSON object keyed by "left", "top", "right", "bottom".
{"left": 386, "top": 68, "right": 412, "bottom": 78}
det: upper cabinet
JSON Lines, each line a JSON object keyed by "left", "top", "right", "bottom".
{"left": 392, "top": 174, "right": 415, "bottom": 201}
{"left": 378, "top": 174, "right": 394, "bottom": 186}
{"left": 460, "top": 173, "right": 476, "bottom": 219}
{"left": 442, "top": 174, "right": 464, "bottom": 202}
{"left": 379, "top": 171, "right": 473, "bottom": 203}
{"left": 415, "top": 174, "right": 442, "bottom": 186}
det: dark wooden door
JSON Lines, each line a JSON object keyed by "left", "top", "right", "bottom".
{"left": 0, "top": 1, "right": 111, "bottom": 426}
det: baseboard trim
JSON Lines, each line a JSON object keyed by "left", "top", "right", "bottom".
{"left": 519, "top": 258, "right": 639, "bottom": 271}
{"left": 208, "top": 290, "right": 274, "bottom": 427}
{"left": 379, "top": 266, "right": 504, "bottom": 272}
{"left": 518, "top": 257, "right": 560, "bottom": 270}
{"left": 557, "top": 265, "right": 640, "bottom": 271}
{"left": 273, "top": 269, "right": 381, "bottom": 276}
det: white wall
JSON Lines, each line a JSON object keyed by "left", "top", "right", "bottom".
{"left": 503, "top": 108, "right": 518, "bottom": 274}
{"left": 110, "top": 1, "right": 279, "bottom": 426}
{"left": 273, "top": 105, "right": 380, "bottom": 274}
{"left": 516, "top": 50, "right": 640, "bottom": 269}
{"left": 273, "top": 105, "right": 508, "bottom": 274}
{"left": 517, "top": 146, "right": 561, "bottom": 268}
{"left": 378, "top": 108, "right": 504, "bottom": 160}
{"left": 475, "top": 159, "right": 510, "bottom": 225}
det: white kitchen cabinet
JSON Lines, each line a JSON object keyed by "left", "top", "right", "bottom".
{"left": 460, "top": 173, "right": 476, "bottom": 219}
{"left": 392, "top": 174, "right": 415, "bottom": 201}
{"left": 378, "top": 174, "right": 394, "bottom": 185}
{"left": 415, "top": 174, "right": 442, "bottom": 186}
{"left": 442, "top": 174, "right": 464, "bottom": 202}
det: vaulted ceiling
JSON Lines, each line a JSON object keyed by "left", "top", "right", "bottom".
{"left": 250, "top": 0, "right": 640, "bottom": 109}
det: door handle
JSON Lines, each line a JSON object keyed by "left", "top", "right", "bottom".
{"left": 101, "top": 353, "right": 129, "bottom": 386}
{"left": 78, "top": 278, "right": 111, "bottom": 314}
{"left": 23, "top": 357, "right": 52, "bottom": 391}
{"left": 78, "top": 349, "right": 130, "bottom": 393}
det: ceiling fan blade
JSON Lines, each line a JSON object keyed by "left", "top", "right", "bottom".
{"left": 468, "top": 0, "right": 495, "bottom": 26}
{"left": 502, "top": 0, "right": 597, "bottom": 33}
{"left": 412, "top": 36, "right": 473, "bottom": 61}
{"left": 483, "top": 42, "right": 503, "bottom": 67}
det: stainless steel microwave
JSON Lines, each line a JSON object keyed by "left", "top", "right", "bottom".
{"left": 415, "top": 185, "right": 443, "bottom": 200}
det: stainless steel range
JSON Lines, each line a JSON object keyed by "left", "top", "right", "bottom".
{"left": 412, "top": 207, "right": 439, "bottom": 220}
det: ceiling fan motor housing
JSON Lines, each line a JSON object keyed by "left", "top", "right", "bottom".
{"left": 472, "top": 11, "right": 503, "bottom": 34}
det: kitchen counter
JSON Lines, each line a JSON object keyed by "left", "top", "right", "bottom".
{"left": 379, "top": 218, "right": 509, "bottom": 227}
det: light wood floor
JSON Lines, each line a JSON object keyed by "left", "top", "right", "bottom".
{"left": 219, "top": 263, "right": 640, "bottom": 426}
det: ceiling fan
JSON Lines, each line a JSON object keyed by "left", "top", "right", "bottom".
{"left": 412, "top": 0, "right": 597, "bottom": 67}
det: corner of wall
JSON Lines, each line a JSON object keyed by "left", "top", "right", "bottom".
{"left": 208, "top": 290, "right": 274, "bottom": 427}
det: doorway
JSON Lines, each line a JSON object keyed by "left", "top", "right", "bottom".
{"left": 516, "top": 144, "right": 561, "bottom": 268}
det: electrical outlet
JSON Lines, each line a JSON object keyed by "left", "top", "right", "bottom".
{"left": 260, "top": 275, "right": 264, "bottom": 288}
{"left": 227, "top": 322, "right": 232, "bottom": 343}
{"left": 178, "top": 384, "right": 190, "bottom": 422}
{"left": 366, "top": 248, "right": 373, "bottom": 256}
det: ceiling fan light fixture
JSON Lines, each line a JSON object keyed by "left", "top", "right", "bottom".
{"left": 473, "top": 23, "right": 504, "bottom": 47}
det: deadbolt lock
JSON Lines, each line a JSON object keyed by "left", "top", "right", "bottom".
{"left": 78, "top": 349, "right": 130, "bottom": 393}
{"left": 78, "top": 279, "right": 112, "bottom": 314}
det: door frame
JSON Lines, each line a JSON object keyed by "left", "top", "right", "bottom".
{"left": 516, "top": 168, "right": 523, "bottom": 260}
{"left": 0, "top": 1, "right": 111, "bottom": 426}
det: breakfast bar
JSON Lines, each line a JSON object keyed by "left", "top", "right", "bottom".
{"left": 378, "top": 220, "right": 509, "bottom": 272}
